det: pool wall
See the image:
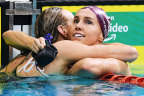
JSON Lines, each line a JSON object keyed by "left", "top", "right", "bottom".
{"left": 1, "top": 0, "right": 144, "bottom": 70}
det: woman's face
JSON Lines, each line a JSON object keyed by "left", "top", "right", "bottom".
{"left": 67, "top": 9, "right": 103, "bottom": 45}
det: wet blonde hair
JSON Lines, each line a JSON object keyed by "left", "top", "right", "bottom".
{"left": 34, "top": 7, "right": 67, "bottom": 43}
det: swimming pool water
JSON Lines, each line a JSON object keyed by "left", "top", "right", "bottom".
{"left": 0, "top": 64, "right": 144, "bottom": 96}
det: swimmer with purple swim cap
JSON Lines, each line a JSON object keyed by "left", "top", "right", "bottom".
{"left": 68, "top": 6, "right": 111, "bottom": 45}
{"left": 66, "top": 6, "right": 133, "bottom": 77}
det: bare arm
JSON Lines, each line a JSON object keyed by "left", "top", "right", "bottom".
{"left": 2, "top": 30, "right": 36, "bottom": 52}
{"left": 54, "top": 40, "right": 138, "bottom": 63}
{"left": 66, "top": 58, "right": 131, "bottom": 78}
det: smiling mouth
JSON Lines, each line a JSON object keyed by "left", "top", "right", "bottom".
{"left": 73, "top": 33, "right": 85, "bottom": 37}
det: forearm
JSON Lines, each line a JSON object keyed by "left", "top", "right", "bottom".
{"left": 66, "top": 58, "right": 131, "bottom": 78}
{"left": 2, "top": 30, "right": 36, "bottom": 52}
{"left": 92, "top": 44, "right": 139, "bottom": 62}
{"left": 53, "top": 41, "right": 138, "bottom": 63}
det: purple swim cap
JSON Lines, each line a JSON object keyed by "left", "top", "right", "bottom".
{"left": 82, "top": 6, "right": 111, "bottom": 39}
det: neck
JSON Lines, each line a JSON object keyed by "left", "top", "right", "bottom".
{"left": 57, "top": 34, "right": 65, "bottom": 41}
{"left": 93, "top": 40, "right": 103, "bottom": 45}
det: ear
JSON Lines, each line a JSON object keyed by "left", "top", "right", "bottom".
{"left": 57, "top": 25, "right": 67, "bottom": 38}
{"left": 99, "top": 33, "right": 104, "bottom": 43}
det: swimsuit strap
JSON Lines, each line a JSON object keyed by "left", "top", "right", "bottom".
{"left": 11, "top": 52, "right": 32, "bottom": 76}
{"left": 18, "top": 57, "right": 35, "bottom": 73}
{"left": 36, "top": 66, "right": 49, "bottom": 78}
{"left": 17, "top": 52, "right": 49, "bottom": 78}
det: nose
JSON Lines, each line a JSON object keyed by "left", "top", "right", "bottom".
{"left": 75, "top": 22, "right": 82, "bottom": 31}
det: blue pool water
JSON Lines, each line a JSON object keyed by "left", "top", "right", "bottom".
{"left": 0, "top": 64, "right": 144, "bottom": 96}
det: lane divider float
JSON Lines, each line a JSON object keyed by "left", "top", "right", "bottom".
{"left": 99, "top": 74, "right": 144, "bottom": 87}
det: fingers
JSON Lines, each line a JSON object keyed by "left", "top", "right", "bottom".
{"left": 32, "top": 42, "right": 39, "bottom": 53}
{"left": 39, "top": 37, "right": 46, "bottom": 49}
{"left": 32, "top": 37, "right": 46, "bottom": 53}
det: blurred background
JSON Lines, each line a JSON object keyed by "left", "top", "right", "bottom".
{"left": 0, "top": 0, "right": 144, "bottom": 75}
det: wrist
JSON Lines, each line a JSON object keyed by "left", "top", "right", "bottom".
{"left": 26, "top": 37, "right": 36, "bottom": 51}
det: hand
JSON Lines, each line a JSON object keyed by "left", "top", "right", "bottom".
{"left": 32, "top": 37, "right": 46, "bottom": 53}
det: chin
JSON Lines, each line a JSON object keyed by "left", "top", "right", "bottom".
{"left": 71, "top": 37, "right": 84, "bottom": 41}
{"left": 84, "top": 42, "right": 97, "bottom": 46}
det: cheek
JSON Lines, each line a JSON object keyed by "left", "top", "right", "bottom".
{"left": 67, "top": 30, "right": 73, "bottom": 40}
{"left": 88, "top": 29, "right": 101, "bottom": 37}
{"left": 87, "top": 31, "right": 101, "bottom": 41}
{"left": 86, "top": 33, "right": 97, "bottom": 43}
{"left": 91, "top": 27, "right": 102, "bottom": 37}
